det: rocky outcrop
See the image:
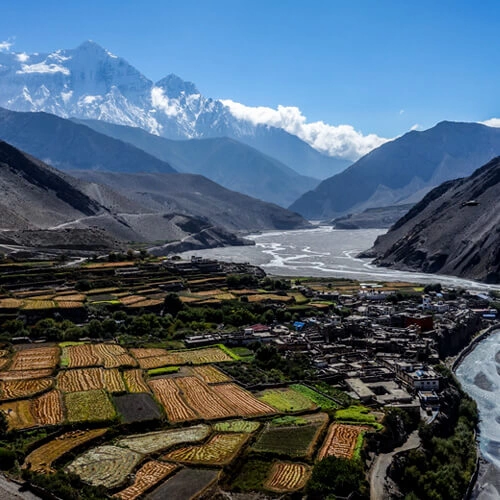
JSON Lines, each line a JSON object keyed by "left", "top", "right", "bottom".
{"left": 366, "top": 156, "right": 500, "bottom": 283}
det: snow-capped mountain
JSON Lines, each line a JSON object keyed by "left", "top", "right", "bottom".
{"left": 0, "top": 40, "right": 349, "bottom": 178}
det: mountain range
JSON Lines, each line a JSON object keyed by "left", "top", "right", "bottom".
{"left": 364, "top": 156, "right": 500, "bottom": 283}
{"left": 0, "top": 139, "right": 309, "bottom": 254}
{"left": 290, "top": 121, "right": 500, "bottom": 219}
{"left": 0, "top": 107, "right": 316, "bottom": 206}
{"left": 0, "top": 40, "right": 348, "bottom": 181}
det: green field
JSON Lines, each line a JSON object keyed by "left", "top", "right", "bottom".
{"left": 213, "top": 420, "right": 260, "bottom": 433}
{"left": 258, "top": 387, "right": 316, "bottom": 413}
{"left": 231, "top": 459, "right": 273, "bottom": 492}
{"left": 290, "top": 384, "right": 339, "bottom": 410}
{"left": 335, "top": 405, "right": 383, "bottom": 429}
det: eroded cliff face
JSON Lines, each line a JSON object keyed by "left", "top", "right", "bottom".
{"left": 366, "top": 157, "right": 500, "bottom": 283}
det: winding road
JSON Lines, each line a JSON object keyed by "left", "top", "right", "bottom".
{"left": 370, "top": 430, "right": 420, "bottom": 500}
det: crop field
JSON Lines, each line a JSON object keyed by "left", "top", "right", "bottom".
{"left": 191, "top": 365, "right": 231, "bottom": 383}
{"left": 173, "top": 377, "right": 234, "bottom": 420}
{"left": 31, "top": 389, "right": 64, "bottom": 426}
{"left": 53, "top": 293, "right": 86, "bottom": 302}
{"left": 23, "top": 428, "right": 108, "bottom": 473}
{"left": 129, "top": 348, "right": 167, "bottom": 359}
{"left": 258, "top": 387, "right": 317, "bottom": 413}
{"left": 22, "top": 300, "right": 57, "bottom": 310}
{"left": 290, "top": 385, "right": 339, "bottom": 410}
{"left": 123, "top": 369, "right": 150, "bottom": 393}
{"left": 113, "top": 393, "right": 162, "bottom": 424}
{"left": 265, "top": 462, "right": 311, "bottom": 492}
{"left": 213, "top": 383, "right": 276, "bottom": 417}
{"left": 65, "top": 390, "right": 116, "bottom": 423}
{"left": 120, "top": 295, "right": 147, "bottom": 306}
{"left": 57, "top": 367, "right": 125, "bottom": 393}
{"left": 317, "top": 423, "right": 370, "bottom": 460}
{"left": 213, "top": 420, "right": 260, "bottom": 433}
{"left": 66, "top": 445, "right": 143, "bottom": 489}
{"left": 146, "top": 468, "right": 219, "bottom": 500}
{"left": 162, "top": 432, "right": 249, "bottom": 466}
{"left": 0, "top": 399, "right": 37, "bottom": 430}
{"left": 148, "top": 378, "right": 198, "bottom": 422}
{"left": 63, "top": 343, "right": 136, "bottom": 368}
{"left": 0, "top": 369, "right": 53, "bottom": 381}
{"left": 10, "top": 346, "right": 59, "bottom": 371}
{"left": 0, "top": 378, "right": 52, "bottom": 399}
{"left": 0, "top": 298, "right": 24, "bottom": 309}
{"left": 252, "top": 413, "right": 328, "bottom": 458}
{"left": 56, "top": 301, "right": 84, "bottom": 309}
{"left": 137, "top": 353, "right": 184, "bottom": 370}
{"left": 176, "top": 347, "right": 233, "bottom": 364}
{"left": 117, "top": 424, "right": 210, "bottom": 454}
{"left": 115, "top": 460, "right": 179, "bottom": 500}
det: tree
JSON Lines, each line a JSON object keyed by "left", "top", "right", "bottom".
{"left": 163, "top": 293, "right": 184, "bottom": 317}
{"left": 307, "top": 457, "right": 367, "bottom": 499}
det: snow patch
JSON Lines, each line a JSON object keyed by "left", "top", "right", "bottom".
{"left": 61, "top": 90, "right": 73, "bottom": 104}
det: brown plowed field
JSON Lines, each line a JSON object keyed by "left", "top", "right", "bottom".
{"left": 192, "top": 365, "right": 231, "bottom": 384}
{"left": 23, "top": 428, "right": 108, "bottom": 473}
{"left": 57, "top": 367, "right": 125, "bottom": 393}
{"left": 123, "top": 369, "right": 150, "bottom": 393}
{"left": 129, "top": 348, "right": 167, "bottom": 359}
{"left": 114, "top": 461, "right": 178, "bottom": 500}
{"left": 213, "top": 383, "right": 276, "bottom": 417}
{"left": 0, "top": 369, "right": 53, "bottom": 381}
{"left": 31, "top": 390, "right": 64, "bottom": 426}
{"left": 64, "top": 343, "right": 136, "bottom": 368}
{"left": 317, "top": 423, "right": 370, "bottom": 460}
{"left": 64, "top": 344, "right": 99, "bottom": 368}
{"left": 137, "top": 354, "right": 184, "bottom": 370}
{"left": 177, "top": 347, "right": 232, "bottom": 364}
{"left": 173, "top": 377, "right": 234, "bottom": 420}
{"left": 162, "top": 432, "right": 249, "bottom": 466}
{"left": 10, "top": 347, "right": 59, "bottom": 371}
{"left": 0, "top": 378, "right": 53, "bottom": 399}
{"left": 148, "top": 378, "right": 197, "bottom": 423}
{"left": 265, "top": 462, "right": 311, "bottom": 492}
{"left": 0, "top": 399, "right": 37, "bottom": 430}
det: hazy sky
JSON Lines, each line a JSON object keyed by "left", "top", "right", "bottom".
{"left": 1, "top": 0, "right": 499, "bottom": 138}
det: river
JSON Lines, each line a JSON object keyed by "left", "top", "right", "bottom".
{"left": 180, "top": 227, "right": 500, "bottom": 291}
{"left": 456, "top": 331, "right": 500, "bottom": 499}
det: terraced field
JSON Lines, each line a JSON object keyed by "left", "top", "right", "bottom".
{"left": 10, "top": 347, "right": 59, "bottom": 371}
{"left": 265, "top": 462, "right": 311, "bottom": 492}
{"left": 258, "top": 387, "right": 317, "bottom": 413}
{"left": 115, "top": 461, "right": 179, "bottom": 500}
{"left": 113, "top": 393, "right": 162, "bottom": 424}
{"left": 31, "top": 389, "right": 64, "bottom": 426}
{"left": 23, "top": 429, "right": 108, "bottom": 473}
{"left": 0, "top": 399, "right": 37, "bottom": 430}
{"left": 0, "top": 369, "right": 53, "bottom": 380}
{"left": 63, "top": 344, "right": 136, "bottom": 368}
{"left": 0, "top": 378, "right": 52, "bottom": 399}
{"left": 162, "top": 433, "right": 249, "bottom": 466}
{"left": 66, "top": 445, "right": 143, "bottom": 489}
{"left": 317, "top": 423, "right": 370, "bottom": 460}
{"left": 117, "top": 424, "right": 210, "bottom": 454}
{"left": 253, "top": 412, "right": 328, "bottom": 458}
{"left": 191, "top": 365, "right": 231, "bottom": 383}
{"left": 64, "top": 390, "right": 116, "bottom": 423}
{"left": 57, "top": 367, "right": 126, "bottom": 393}
{"left": 213, "top": 420, "right": 260, "bottom": 433}
{"left": 123, "top": 369, "right": 150, "bottom": 393}
{"left": 148, "top": 378, "right": 198, "bottom": 423}
{"left": 213, "top": 383, "right": 276, "bottom": 417}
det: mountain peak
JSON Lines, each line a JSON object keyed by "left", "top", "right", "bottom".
{"left": 155, "top": 74, "right": 199, "bottom": 97}
{"left": 75, "top": 40, "right": 118, "bottom": 59}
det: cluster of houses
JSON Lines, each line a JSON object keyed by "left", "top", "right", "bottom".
{"left": 186, "top": 284, "right": 498, "bottom": 417}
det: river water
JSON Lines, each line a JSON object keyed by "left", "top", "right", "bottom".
{"left": 456, "top": 331, "right": 500, "bottom": 499}
{"left": 180, "top": 227, "right": 500, "bottom": 291}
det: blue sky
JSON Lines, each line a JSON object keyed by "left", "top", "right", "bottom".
{"left": 0, "top": 0, "right": 499, "bottom": 138}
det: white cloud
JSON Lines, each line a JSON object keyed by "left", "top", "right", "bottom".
{"left": 0, "top": 40, "right": 13, "bottom": 52}
{"left": 220, "top": 99, "right": 388, "bottom": 160}
{"left": 481, "top": 118, "right": 500, "bottom": 128}
{"left": 151, "top": 86, "right": 182, "bottom": 117}
{"left": 16, "top": 62, "right": 70, "bottom": 75}
{"left": 16, "top": 52, "right": 29, "bottom": 62}
{"left": 410, "top": 123, "right": 421, "bottom": 131}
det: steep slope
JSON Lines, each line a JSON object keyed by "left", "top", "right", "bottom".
{"left": 68, "top": 170, "right": 311, "bottom": 232}
{"left": 0, "top": 41, "right": 349, "bottom": 180}
{"left": 290, "top": 121, "right": 500, "bottom": 219}
{"left": 0, "top": 107, "right": 176, "bottom": 174}
{"left": 0, "top": 140, "right": 103, "bottom": 229}
{"left": 365, "top": 157, "right": 500, "bottom": 283}
{"left": 72, "top": 118, "right": 319, "bottom": 206}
